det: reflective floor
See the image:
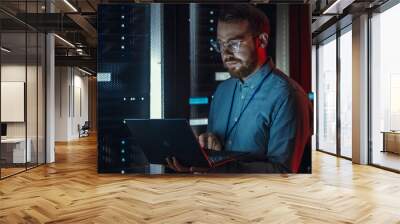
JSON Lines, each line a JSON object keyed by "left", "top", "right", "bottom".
{"left": 0, "top": 135, "right": 400, "bottom": 223}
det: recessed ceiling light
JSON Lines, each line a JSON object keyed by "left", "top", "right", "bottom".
{"left": 63, "top": 0, "right": 78, "bottom": 12}
{"left": 322, "top": 0, "right": 354, "bottom": 15}
{"left": 78, "top": 67, "right": 93, "bottom": 76}
{"left": 54, "top": 34, "right": 75, "bottom": 48}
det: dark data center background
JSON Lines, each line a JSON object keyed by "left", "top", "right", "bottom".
{"left": 97, "top": 4, "right": 150, "bottom": 173}
{"left": 97, "top": 4, "right": 278, "bottom": 173}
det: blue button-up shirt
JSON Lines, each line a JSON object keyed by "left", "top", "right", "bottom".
{"left": 208, "top": 59, "right": 312, "bottom": 173}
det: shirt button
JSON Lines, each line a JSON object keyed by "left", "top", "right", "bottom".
{"left": 241, "top": 95, "right": 245, "bottom": 99}
{"left": 228, "top": 140, "right": 232, "bottom": 145}
{"left": 234, "top": 117, "right": 238, "bottom": 122}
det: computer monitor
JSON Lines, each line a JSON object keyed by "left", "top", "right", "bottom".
{"left": 1, "top": 123, "right": 7, "bottom": 137}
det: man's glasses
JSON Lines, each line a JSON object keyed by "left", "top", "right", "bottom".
{"left": 210, "top": 39, "right": 243, "bottom": 53}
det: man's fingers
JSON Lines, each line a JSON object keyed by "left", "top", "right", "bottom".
{"left": 199, "top": 134, "right": 206, "bottom": 148}
{"left": 214, "top": 141, "right": 222, "bottom": 151}
{"left": 207, "top": 134, "right": 221, "bottom": 151}
{"left": 172, "top": 157, "right": 181, "bottom": 171}
{"left": 207, "top": 135, "right": 213, "bottom": 149}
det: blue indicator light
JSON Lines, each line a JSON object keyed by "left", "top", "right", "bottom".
{"left": 308, "top": 92, "right": 315, "bottom": 101}
{"left": 189, "top": 97, "right": 209, "bottom": 105}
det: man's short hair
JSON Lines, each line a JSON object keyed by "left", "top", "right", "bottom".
{"left": 218, "top": 4, "right": 270, "bottom": 36}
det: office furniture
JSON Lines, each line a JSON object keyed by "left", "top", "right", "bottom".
{"left": 79, "top": 121, "right": 90, "bottom": 138}
{"left": 382, "top": 131, "right": 400, "bottom": 154}
{"left": 1, "top": 138, "right": 31, "bottom": 164}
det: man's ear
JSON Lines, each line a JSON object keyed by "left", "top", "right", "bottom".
{"left": 259, "top": 33, "right": 269, "bottom": 48}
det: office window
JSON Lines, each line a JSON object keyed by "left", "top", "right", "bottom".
{"left": 312, "top": 45, "right": 317, "bottom": 151}
{"left": 371, "top": 2, "right": 400, "bottom": 171}
{"left": 317, "top": 36, "right": 337, "bottom": 154}
{"left": 339, "top": 28, "right": 352, "bottom": 158}
{"left": 0, "top": 1, "right": 46, "bottom": 179}
{"left": 27, "top": 30, "right": 38, "bottom": 170}
{"left": 1, "top": 32, "right": 28, "bottom": 178}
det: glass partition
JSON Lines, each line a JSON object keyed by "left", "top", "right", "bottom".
{"left": 1, "top": 30, "right": 28, "bottom": 177}
{"left": 27, "top": 30, "right": 38, "bottom": 170}
{"left": 0, "top": 1, "right": 46, "bottom": 179}
{"left": 339, "top": 27, "right": 352, "bottom": 158}
{"left": 371, "top": 3, "right": 400, "bottom": 171}
{"left": 26, "top": 0, "right": 44, "bottom": 170}
{"left": 38, "top": 32, "right": 45, "bottom": 165}
{"left": 317, "top": 35, "right": 337, "bottom": 155}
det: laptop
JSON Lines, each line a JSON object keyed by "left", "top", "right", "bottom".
{"left": 126, "top": 119, "right": 249, "bottom": 168}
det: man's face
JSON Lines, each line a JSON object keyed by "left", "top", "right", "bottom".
{"left": 217, "top": 20, "right": 258, "bottom": 79}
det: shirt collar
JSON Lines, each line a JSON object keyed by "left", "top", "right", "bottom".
{"left": 238, "top": 58, "right": 274, "bottom": 89}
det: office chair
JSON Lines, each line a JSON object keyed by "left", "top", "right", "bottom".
{"left": 79, "top": 121, "right": 90, "bottom": 138}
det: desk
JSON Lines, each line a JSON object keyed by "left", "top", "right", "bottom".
{"left": 382, "top": 131, "right": 400, "bottom": 154}
{"left": 1, "top": 138, "right": 31, "bottom": 163}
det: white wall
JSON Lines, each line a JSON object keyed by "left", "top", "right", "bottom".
{"left": 71, "top": 72, "right": 89, "bottom": 138}
{"left": 1, "top": 65, "right": 40, "bottom": 138}
{"left": 55, "top": 66, "right": 69, "bottom": 141}
{"left": 55, "top": 66, "right": 89, "bottom": 141}
{"left": 1, "top": 63, "right": 45, "bottom": 164}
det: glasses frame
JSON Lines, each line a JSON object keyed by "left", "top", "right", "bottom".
{"left": 211, "top": 33, "right": 264, "bottom": 54}
{"left": 211, "top": 39, "right": 244, "bottom": 53}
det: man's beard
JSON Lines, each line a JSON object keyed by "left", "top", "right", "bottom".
{"left": 224, "top": 58, "right": 257, "bottom": 79}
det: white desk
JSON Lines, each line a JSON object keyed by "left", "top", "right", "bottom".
{"left": 1, "top": 138, "right": 31, "bottom": 163}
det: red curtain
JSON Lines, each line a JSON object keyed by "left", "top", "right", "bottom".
{"left": 289, "top": 5, "right": 311, "bottom": 93}
{"left": 289, "top": 5, "right": 312, "bottom": 173}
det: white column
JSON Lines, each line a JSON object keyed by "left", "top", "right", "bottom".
{"left": 46, "top": 32, "right": 55, "bottom": 163}
{"left": 352, "top": 14, "right": 369, "bottom": 164}
{"left": 45, "top": 1, "right": 55, "bottom": 163}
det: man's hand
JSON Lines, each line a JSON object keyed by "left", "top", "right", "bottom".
{"left": 165, "top": 157, "right": 209, "bottom": 173}
{"left": 198, "top": 132, "right": 222, "bottom": 151}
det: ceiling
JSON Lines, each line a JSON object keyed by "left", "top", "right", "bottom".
{"left": 0, "top": 0, "right": 391, "bottom": 72}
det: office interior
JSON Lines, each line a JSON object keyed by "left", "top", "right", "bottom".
{"left": 312, "top": 0, "right": 400, "bottom": 172}
{"left": 0, "top": 0, "right": 400, "bottom": 222}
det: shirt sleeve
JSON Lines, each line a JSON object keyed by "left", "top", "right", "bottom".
{"left": 210, "top": 90, "right": 299, "bottom": 173}
{"left": 266, "top": 90, "right": 298, "bottom": 170}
